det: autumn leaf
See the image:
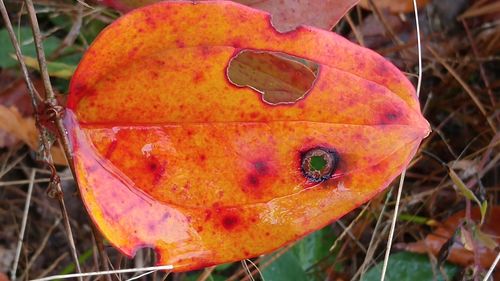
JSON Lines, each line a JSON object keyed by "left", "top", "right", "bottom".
{"left": 0, "top": 105, "right": 38, "bottom": 149}
{"left": 65, "top": 1, "right": 429, "bottom": 271}
{"left": 100, "top": 0, "right": 360, "bottom": 32}
{"left": 0, "top": 105, "right": 67, "bottom": 165}
{"left": 0, "top": 75, "right": 67, "bottom": 164}
{"left": 402, "top": 206, "right": 500, "bottom": 272}
{"left": 359, "top": 0, "right": 430, "bottom": 13}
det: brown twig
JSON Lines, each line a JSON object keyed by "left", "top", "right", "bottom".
{"left": 461, "top": 20, "right": 497, "bottom": 113}
{"left": 49, "top": 4, "right": 84, "bottom": 59}
{"left": 195, "top": 266, "right": 216, "bottom": 281}
{"left": 345, "top": 13, "right": 365, "bottom": 46}
{"left": 0, "top": 1, "right": 83, "bottom": 280}
{"left": 427, "top": 46, "right": 497, "bottom": 133}
{"left": 6, "top": 1, "right": 113, "bottom": 279}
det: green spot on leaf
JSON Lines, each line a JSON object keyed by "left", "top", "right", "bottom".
{"left": 310, "top": 155, "right": 327, "bottom": 171}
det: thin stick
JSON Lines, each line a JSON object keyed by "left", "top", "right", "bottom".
{"left": 36, "top": 253, "right": 69, "bottom": 280}
{"left": 246, "top": 259, "right": 265, "bottom": 281}
{"left": 330, "top": 204, "right": 369, "bottom": 251}
{"left": 20, "top": 218, "right": 62, "bottom": 280}
{"left": 345, "top": 13, "right": 364, "bottom": 46}
{"left": 357, "top": 193, "right": 392, "bottom": 280}
{"left": 482, "top": 251, "right": 500, "bottom": 281}
{"left": 126, "top": 270, "right": 155, "bottom": 281}
{"left": 0, "top": 176, "right": 74, "bottom": 186}
{"left": 381, "top": 2, "right": 423, "bottom": 280}
{"left": 11, "top": 169, "right": 36, "bottom": 280}
{"left": 426, "top": 46, "right": 496, "bottom": 133}
{"left": 380, "top": 170, "right": 406, "bottom": 281}
{"left": 241, "top": 260, "right": 255, "bottom": 281}
{"left": 24, "top": 0, "right": 56, "bottom": 102}
{"left": 196, "top": 266, "right": 216, "bottom": 281}
{"left": 0, "top": 1, "right": 83, "bottom": 278}
{"left": 413, "top": 0, "right": 422, "bottom": 98}
{"left": 30, "top": 265, "right": 174, "bottom": 281}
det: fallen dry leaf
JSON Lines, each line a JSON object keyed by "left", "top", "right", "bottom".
{"left": 100, "top": 0, "right": 360, "bottom": 32}
{"left": 0, "top": 76, "right": 41, "bottom": 147}
{"left": 359, "top": 0, "right": 430, "bottom": 13}
{"left": 0, "top": 105, "right": 38, "bottom": 149}
{"left": 403, "top": 206, "right": 500, "bottom": 271}
{"left": 0, "top": 105, "right": 67, "bottom": 165}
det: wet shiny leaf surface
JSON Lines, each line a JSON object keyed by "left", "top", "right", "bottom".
{"left": 65, "top": 1, "right": 429, "bottom": 271}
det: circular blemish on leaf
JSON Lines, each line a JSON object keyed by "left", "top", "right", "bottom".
{"left": 301, "top": 147, "right": 338, "bottom": 182}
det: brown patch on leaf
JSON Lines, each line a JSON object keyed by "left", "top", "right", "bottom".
{"left": 227, "top": 50, "right": 318, "bottom": 105}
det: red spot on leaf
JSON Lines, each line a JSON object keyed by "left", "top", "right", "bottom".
{"left": 146, "top": 156, "right": 166, "bottom": 185}
{"left": 221, "top": 214, "right": 240, "bottom": 231}
{"left": 193, "top": 72, "right": 205, "bottom": 83}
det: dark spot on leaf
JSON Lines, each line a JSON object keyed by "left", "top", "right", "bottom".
{"left": 226, "top": 49, "right": 319, "bottom": 105}
{"left": 253, "top": 161, "right": 269, "bottom": 175}
{"left": 247, "top": 174, "right": 260, "bottom": 187}
{"left": 301, "top": 147, "right": 339, "bottom": 183}
{"left": 380, "top": 110, "right": 402, "bottom": 124}
{"left": 146, "top": 156, "right": 166, "bottom": 185}
{"left": 222, "top": 214, "right": 240, "bottom": 230}
{"left": 161, "top": 212, "right": 171, "bottom": 221}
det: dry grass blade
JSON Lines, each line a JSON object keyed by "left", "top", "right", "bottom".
{"left": 426, "top": 46, "right": 497, "bottom": 133}
{"left": 380, "top": 170, "right": 407, "bottom": 281}
{"left": 10, "top": 169, "right": 36, "bottom": 280}
{"left": 330, "top": 203, "right": 370, "bottom": 251}
{"left": 483, "top": 251, "right": 500, "bottom": 281}
{"left": 380, "top": 0, "right": 423, "bottom": 279}
{"left": 30, "top": 265, "right": 174, "bottom": 281}
{"left": 19, "top": 218, "right": 61, "bottom": 280}
{"left": 195, "top": 266, "right": 216, "bottom": 281}
{"left": 0, "top": 0, "right": 84, "bottom": 278}
{"left": 458, "top": 2, "right": 500, "bottom": 20}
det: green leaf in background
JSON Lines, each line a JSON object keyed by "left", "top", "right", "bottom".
{"left": 184, "top": 272, "right": 226, "bottom": 281}
{"left": 21, "top": 55, "right": 76, "bottom": 79}
{"left": 262, "top": 226, "right": 337, "bottom": 281}
{"left": 448, "top": 167, "right": 486, "bottom": 224}
{"left": 0, "top": 27, "right": 60, "bottom": 68}
{"left": 49, "top": 13, "right": 107, "bottom": 43}
{"left": 362, "top": 252, "right": 459, "bottom": 281}
{"left": 291, "top": 227, "right": 336, "bottom": 271}
{"left": 262, "top": 251, "right": 308, "bottom": 281}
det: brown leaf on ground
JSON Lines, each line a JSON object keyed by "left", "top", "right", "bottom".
{"left": 359, "top": 0, "right": 430, "bottom": 13}
{"left": 402, "top": 206, "right": 500, "bottom": 271}
{"left": 100, "top": 0, "right": 360, "bottom": 32}
{"left": 0, "top": 76, "right": 42, "bottom": 147}
{"left": 0, "top": 105, "right": 38, "bottom": 149}
{"left": 0, "top": 105, "right": 67, "bottom": 165}
{"left": 351, "top": 12, "right": 406, "bottom": 49}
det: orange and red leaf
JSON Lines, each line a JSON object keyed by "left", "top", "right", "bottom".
{"left": 65, "top": 1, "right": 430, "bottom": 271}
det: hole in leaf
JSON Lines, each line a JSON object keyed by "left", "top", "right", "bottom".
{"left": 301, "top": 147, "right": 338, "bottom": 183}
{"left": 227, "top": 49, "right": 319, "bottom": 105}
{"left": 310, "top": 155, "right": 327, "bottom": 171}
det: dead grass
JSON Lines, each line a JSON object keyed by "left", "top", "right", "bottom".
{"left": 0, "top": 0, "right": 498, "bottom": 280}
